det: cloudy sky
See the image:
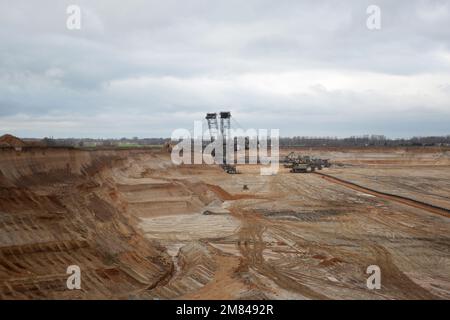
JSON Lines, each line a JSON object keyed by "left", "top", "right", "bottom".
{"left": 1, "top": 0, "right": 449, "bottom": 138}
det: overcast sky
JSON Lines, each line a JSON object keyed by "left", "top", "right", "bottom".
{"left": 1, "top": 0, "right": 449, "bottom": 138}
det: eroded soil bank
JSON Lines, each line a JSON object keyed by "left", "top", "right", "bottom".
{"left": 0, "top": 147, "right": 449, "bottom": 299}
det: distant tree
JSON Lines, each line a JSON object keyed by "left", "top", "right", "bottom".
{"left": 42, "top": 137, "right": 57, "bottom": 146}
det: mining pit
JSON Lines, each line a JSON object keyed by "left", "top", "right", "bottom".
{"left": 0, "top": 146, "right": 449, "bottom": 299}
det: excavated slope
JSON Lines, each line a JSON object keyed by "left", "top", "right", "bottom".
{"left": 0, "top": 147, "right": 172, "bottom": 299}
{"left": 0, "top": 134, "right": 26, "bottom": 148}
{"left": 1, "top": 146, "right": 449, "bottom": 300}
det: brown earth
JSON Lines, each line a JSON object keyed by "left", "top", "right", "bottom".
{"left": 0, "top": 146, "right": 449, "bottom": 299}
{"left": 0, "top": 134, "right": 26, "bottom": 148}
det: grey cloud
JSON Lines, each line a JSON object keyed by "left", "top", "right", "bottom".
{"left": 0, "top": 0, "right": 449, "bottom": 138}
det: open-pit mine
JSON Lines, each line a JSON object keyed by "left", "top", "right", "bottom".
{"left": 0, "top": 146, "right": 449, "bottom": 299}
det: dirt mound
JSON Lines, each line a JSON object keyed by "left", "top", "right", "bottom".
{"left": 0, "top": 134, "right": 26, "bottom": 148}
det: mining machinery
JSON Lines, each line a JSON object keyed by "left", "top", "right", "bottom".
{"left": 284, "top": 152, "right": 331, "bottom": 173}
{"left": 205, "top": 111, "right": 238, "bottom": 174}
{"left": 205, "top": 113, "right": 219, "bottom": 140}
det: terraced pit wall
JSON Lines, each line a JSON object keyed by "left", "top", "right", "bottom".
{"left": 0, "top": 147, "right": 172, "bottom": 299}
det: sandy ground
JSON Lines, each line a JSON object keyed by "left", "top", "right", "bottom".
{"left": 131, "top": 148, "right": 450, "bottom": 300}
{"left": 0, "top": 146, "right": 449, "bottom": 299}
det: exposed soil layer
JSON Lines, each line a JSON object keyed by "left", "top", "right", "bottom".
{"left": 0, "top": 134, "right": 26, "bottom": 148}
{"left": 315, "top": 172, "right": 450, "bottom": 218}
{"left": 0, "top": 146, "right": 449, "bottom": 299}
{"left": 0, "top": 148, "right": 172, "bottom": 299}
